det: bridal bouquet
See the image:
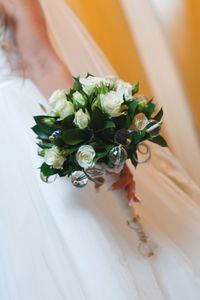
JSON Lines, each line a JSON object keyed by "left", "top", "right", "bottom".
{"left": 32, "top": 74, "right": 167, "bottom": 255}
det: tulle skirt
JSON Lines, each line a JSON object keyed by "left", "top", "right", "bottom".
{"left": 1, "top": 76, "right": 200, "bottom": 300}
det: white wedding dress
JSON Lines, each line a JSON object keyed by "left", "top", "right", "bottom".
{"left": 1, "top": 3, "right": 200, "bottom": 300}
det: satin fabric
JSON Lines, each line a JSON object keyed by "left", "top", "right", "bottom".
{"left": 1, "top": 2, "right": 200, "bottom": 299}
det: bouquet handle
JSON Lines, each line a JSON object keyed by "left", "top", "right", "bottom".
{"left": 104, "top": 171, "right": 155, "bottom": 257}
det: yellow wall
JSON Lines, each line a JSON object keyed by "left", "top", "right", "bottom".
{"left": 66, "top": 0, "right": 200, "bottom": 132}
{"left": 65, "top": 0, "right": 151, "bottom": 96}
{"left": 151, "top": 0, "right": 200, "bottom": 132}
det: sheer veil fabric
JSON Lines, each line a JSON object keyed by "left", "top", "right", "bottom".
{"left": 40, "top": 0, "right": 200, "bottom": 185}
{"left": 1, "top": 1, "right": 200, "bottom": 299}
{"left": 119, "top": 0, "right": 200, "bottom": 184}
{"left": 39, "top": 0, "right": 115, "bottom": 77}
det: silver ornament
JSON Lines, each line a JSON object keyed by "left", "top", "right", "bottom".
{"left": 71, "top": 171, "right": 88, "bottom": 188}
{"left": 40, "top": 171, "right": 57, "bottom": 183}
{"left": 85, "top": 164, "right": 106, "bottom": 178}
{"left": 49, "top": 130, "right": 62, "bottom": 142}
{"left": 146, "top": 120, "right": 162, "bottom": 137}
{"left": 135, "top": 96, "right": 149, "bottom": 111}
{"left": 106, "top": 164, "right": 124, "bottom": 174}
{"left": 132, "top": 142, "right": 151, "bottom": 164}
{"left": 109, "top": 145, "right": 128, "bottom": 166}
{"left": 133, "top": 113, "right": 149, "bottom": 131}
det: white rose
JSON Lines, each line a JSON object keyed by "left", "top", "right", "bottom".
{"left": 116, "top": 80, "right": 132, "bottom": 101}
{"left": 49, "top": 89, "right": 67, "bottom": 108}
{"left": 73, "top": 109, "right": 90, "bottom": 129}
{"left": 73, "top": 91, "right": 86, "bottom": 108}
{"left": 76, "top": 145, "right": 96, "bottom": 169}
{"left": 100, "top": 91, "right": 124, "bottom": 117}
{"left": 48, "top": 89, "right": 74, "bottom": 119}
{"left": 80, "top": 75, "right": 116, "bottom": 95}
{"left": 44, "top": 146, "right": 65, "bottom": 169}
{"left": 58, "top": 101, "right": 75, "bottom": 120}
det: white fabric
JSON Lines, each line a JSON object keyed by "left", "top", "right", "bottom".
{"left": 39, "top": 0, "right": 115, "bottom": 77}
{"left": 1, "top": 2, "right": 200, "bottom": 299}
{"left": 119, "top": 0, "right": 200, "bottom": 184}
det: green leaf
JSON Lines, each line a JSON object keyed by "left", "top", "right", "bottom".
{"left": 37, "top": 149, "right": 46, "bottom": 157}
{"left": 132, "top": 131, "right": 146, "bottom": 144}
{"left": 66, "top": 88, "right": 74, "bottom": 101}
{"left": 128, "top": 101, "right": 138, "bottom": 119}
{"left": 40, "top": 163, "right": 57, "bottom": 177}
{"left": 62, "top": 128, "right": 91, "bottom": 145}
{"left": 132, "top": 82, "right": 139, "bottom": 95}
{"left": 153, "top": 107, "right": 163, "bottom": 122}
{"left": 105, "top": 144, "right": 115, "bottom": 152}
{"left": 124, "top": 114, "right": 131, "bottom": 128}
{"left": 144, "top": 103, "right": 156, "bottom": 118}
{"left": 104, "top": 120, "right": 116, "bottom": 129}
{"left": 149, "top": 135, "right": 168, "bottom": 147}
{"left": 94, "top": 151, "right": 108, "bottom": 162}
{"left": 90, "top": 107, "right": 107, "bottom": 130}
{"left": 56, "top": 160, "right": 74, "bottom": 177}
{"left": 61, "top": 114, "right": 76, "bottom": 130}
{"left": 37, "top": 142, "right": 52, "bottom": 149}
{"left": 131, "top": 154, "right": 138, "bottom": 168}
{"left": 93, "top": 83, "right": 111, "bottom": 95}
{"left": 60, "top": 146, "right": 79, "bottom": 156}
{"left": 72, "top": 76, "right": 83, "bottom": 92}
{"left": 31, "top": 125, "right": 49, "bottom": 140}
{"left": 113, "top": 114, "right": 130, "bottom": 129}
{"left": 33, "top": 115, "right": 57, "bottom": 135}
{"left": 91, "top": 98, "right": 101, "bottom": 111}
{"left": 62, "top": 155, "right": 82, "bottom": 177}
{"left": 86, "top": 73, "right": 94, "bottom": 78}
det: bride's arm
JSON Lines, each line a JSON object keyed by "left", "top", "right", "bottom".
{"left": 2, "top": 0, "right": 72, "bottom": 97}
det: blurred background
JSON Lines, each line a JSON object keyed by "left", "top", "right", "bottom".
{"left": 66, "top": 0, "right": 200, "bottom": 134}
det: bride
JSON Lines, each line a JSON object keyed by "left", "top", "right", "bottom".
{"left": 1, "top": 0, "right": 200, "bottom": 299}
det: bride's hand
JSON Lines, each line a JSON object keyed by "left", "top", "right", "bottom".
{"left": 94, "top": 163, "right": 140, "bottom": 202}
